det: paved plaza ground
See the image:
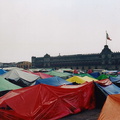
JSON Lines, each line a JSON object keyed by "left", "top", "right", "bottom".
{"left": 59, "top": 108, "right": 101, "bottom": 120}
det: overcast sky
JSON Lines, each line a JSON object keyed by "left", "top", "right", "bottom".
{"left": 0, "top": 0, "right": 120, "bottom": 62}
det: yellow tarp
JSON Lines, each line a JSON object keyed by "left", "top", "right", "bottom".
{"left": 67, "top": 76, "right": 98, "bottom": 84}
{"left": 82, "top": 76, "right": 98, "bottom": 82}
{"left": 66, "top": 76, "right": 86, "bottom": 84}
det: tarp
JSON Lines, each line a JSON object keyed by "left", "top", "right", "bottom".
{"left": 23, "top": 70, "right": 53, "bottom": 79}
{"left": 34, "top": 72, "right": 53, "bottom": 79}
{"left": 0, "top": 82, "right": 95, "bottom": 120}
{"left": 67, "top": 76, "right": 97, "bottom": 84}
{"left": 76, "top": 73, "right": 93, "bottom": 78}
{"left": 35, "top": 76, "right": 73, "bottom": 86}
{"left": 95, "top": 79, "right": 120, "bottom": 95}
{"left": 66, "top": 76, "right": 87, "bottom": 84}
{"left": 90, "top": 72, "right": 100, "bottom": 78}
{"left": 1, "top": 69, "right": 40, "bottom": 87}
{"left": 0, "top": 76, "right": 21, "bottom": 91}
{"left": 97, "top": 74, "right": 109, "bottom": 80}
{"left": 81, "top": 76, "right": 98, "bottom": 82}
{"left": 102, "top": 70, "right": 118, "bottom": 75}
{"left": 45, "top": 70, "right": 72, "bottom": 79}
{"left": 98, "top": 94, "right": 120, "bottom": 120}
{"left": 0, "top": 69, "right": 7, "bottom": 75}
{"left": 95, "top": 79, "right": 112, "bottom": 86}
{"left": 109, "top": 75, "right": 120, "bottom": 83}
{"left": 94, "top": 79, "right": 112, "bottom": 108}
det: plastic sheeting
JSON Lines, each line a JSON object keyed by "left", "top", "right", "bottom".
{"left": 77, "top": 73, "right": 93, "bottom": 78}
{"left": 90, "top": 72, "right": 100, "bottom": 78}
{"left": 45, "top": 71, "right": 72, "bottom": 79}
{"left": 95, "top": 79, "right": 120, "bottom": 95}
{"left": 23, "top": 70, "right": 53, "bottom": 79}
{"left": 66, "top": 76, "right": 87, "bottom": 84}
{"left": 35, "top": 76, "right": 73, "bottom": 86}
{"left": 109, "top": 75, "right": 120, "bottom": 83}
{"left": 82, "top": 76, "right": 98, "bottom": 82}
{"left": 2, "top": 69, "right": 40, "bottom": 82}
{"left": 1, "top": 69, "right": 40, "bottom": 87}
{"left": 0, "top": 82, "right": 95, "bottom": 120}
{"left": 97, "top": 74, "right": 116, "bottom": 80}
{"left": 0, "top": 69, "right": 7, "bottom": 75}
{"left": 98, "top": 94, "right": 120, "bottom": 120}
{"left": 0, "top": 76, "right": 21, "bottom": 91}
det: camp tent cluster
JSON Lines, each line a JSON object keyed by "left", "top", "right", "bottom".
{"left": 0, "top": 68, "right": 120, "bottom": 119}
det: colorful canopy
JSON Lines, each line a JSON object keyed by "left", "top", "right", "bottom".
{"left": 0, "top": 76, "right": 21, "bottom": 91}
{"left": 109, "top": 75, "right": 120, "bottom": 83}
{"left": 1, "top": 69, "right": 40, "bottom": 87}
{"left": 67, "top": 76, "right": 98, "bottom": 84}
{"left": 45, "top": 71, "right": 72, "bottom": 79}
{"left": 95, "top": 79, "right": 120, "bottom": 95}
{"left": 98, "top": 94, "right": 120, "bottom": 120}
{"left": 35, "top": 76, "right": 73, "bottom": 86}
{"left": 23, "top": 70, "right": 53, "bottom": 79}
{"left": 0, "top": 82, "right": 95, "bottom": 120}
{"left": 66, "top": 76, "right": 87, "bottom": 84}
{"left": 81, "top": 76, "right": 98, "bottom": 82}
{"left": 0, "top": 69, "right": 7, "bottom": 75}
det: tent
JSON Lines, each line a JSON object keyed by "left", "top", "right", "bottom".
{"left": 0, "top": 82, "right": 95, "bottom": 120}
{"left": 35, "top": 76, "right": 73, "bottom": 86}
{"left": 34, "top": 72, "right": 53, "bottom": 79}
{"left": 81, "top": 76, "right": 98, "bottom": 82}
{"left": 1, "top": 69, "right": 40, "bottom": 87}
{"left": 23, "top": 70, "right": 53, "bottom": 79}
{"left": 98, "top": 94, "right": 120, "bottom": 120}
{"left": 0, "top": 76, "right": 21, "bottom": 91}
{"left": 102, "top": 70, "right": 118, "bottom": 75}
{"left": 109, "top": 75, "right": 120, "bottom": 87}
{"left": 109, "top": 75, "right": 120, "bottom": 83}
{"left": 45, "top": 71, "right": 72, "bottom": 79}
{"left": 0, "top": 69, "right": 7, "bottom": 75}
{"left": 0, "top": 76, "right": 21, "bottom": 96}
{"left": 94, "top": 79, "right": 116, "bottom": 108}
{"left": 66, "top": 76, "right": 87, "bottom": 84}
{"left": 76, "top": 73, "right": 93, "bottom": 78}
{"left": 97, "top": 74, "right": 110, "bottom": 80}
{"left": 3, "top": 67, "right": 24, "bottom": 71}
{"left": 95, "top": 79, "right": 120, "bottom": 95}
{"left": 89, "top": 72, "right": 100, "bottom": 78}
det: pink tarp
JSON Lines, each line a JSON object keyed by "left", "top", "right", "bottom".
{"left": 23, "top": 70, "right": 53, "bottom": 79}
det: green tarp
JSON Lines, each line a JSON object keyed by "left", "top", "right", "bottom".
{"left": 97, "top": 74, "right": 117, "bottom": 80}
{"left": 45, "top": 71, "right": 72, "bottom": 79}
{"left": 0, "top": 76, "right": 21, "bottom": 91}
{"left": 76, "top": 73, "right": 94, "bottom": 78}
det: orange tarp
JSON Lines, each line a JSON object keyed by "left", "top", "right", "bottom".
{"left": 98, "top": 94, "right": 120, "bottom": 120}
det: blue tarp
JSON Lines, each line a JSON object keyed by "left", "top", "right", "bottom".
{"left": 90, "top": 72, "right": 100, "bottom": 78}
{"left": 95, "top": 82, "right": 120, "bottom": 96}
{"left": 0, "top": 69, "right": 7, "bottom": 75}
{"left": 109, "top": 75, "right": 120, "bottom": 83}
{"left": 35, "top": 76, "right": 73, "bottom": 86}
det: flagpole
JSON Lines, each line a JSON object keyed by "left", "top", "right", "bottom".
{"left": 106, "top": 31, "right": 107, "bottom": 45}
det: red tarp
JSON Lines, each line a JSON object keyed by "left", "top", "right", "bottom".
{"left": 0, "top": 82, "right": 95, "bottom": 120}
{"left": 95, "top": 79, "right": 112, "bottom": 86}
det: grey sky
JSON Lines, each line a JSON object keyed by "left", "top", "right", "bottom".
{"left": 0, "top": 0, "right": 120, "bottom": 62}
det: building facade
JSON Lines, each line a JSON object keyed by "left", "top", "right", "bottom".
{"left": 32, "top": 45, "right": 120, "bottom": 70}
{"left": 17, "top": 61, "right": 32, "bottom": 69}
{"left": 0, "top": 62, "right": 17, "bottom": 68}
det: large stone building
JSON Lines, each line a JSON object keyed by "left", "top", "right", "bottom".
{"left": 32, "top": 45, "right": 120, "bottom": 70}
{"left": 17, "top": 61, "right": 32, "bottom": 69}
